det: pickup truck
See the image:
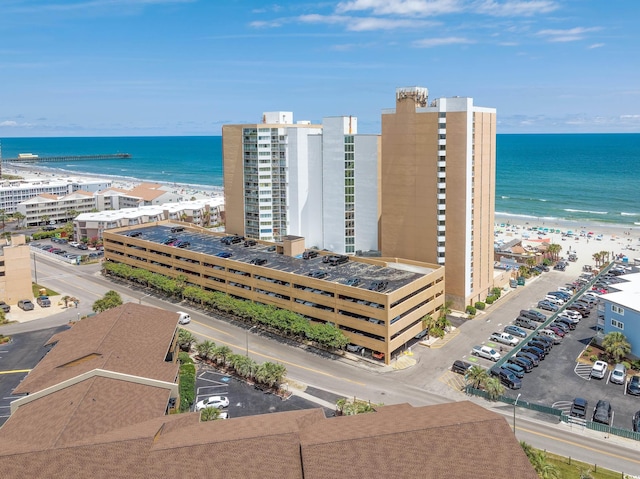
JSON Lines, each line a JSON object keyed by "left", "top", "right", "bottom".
{"left": 489, "top": 332, "right": 519, "bottom": 346}
{"left": 471, "top": 345, "right": 501, "bottom": 362}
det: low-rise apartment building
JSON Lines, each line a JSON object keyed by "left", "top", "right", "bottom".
{"left": 0, "top": 177, "right": 111, "bottom": 214}
{"left": 17, "top": 190, "right": 95, "bottom": 226}
{"left": 102, "top": 222, "right": 445, "bottom": 363}
{"left": 74, "top": 197, "right": 223, "bottom": 242}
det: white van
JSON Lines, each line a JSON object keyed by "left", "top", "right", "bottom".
{"left": 177, "top": 312, "right": 191, "bottom": 324}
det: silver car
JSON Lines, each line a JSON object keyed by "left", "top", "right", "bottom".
{"left": 611, "top": 363, "right": 627, "bottom": 385}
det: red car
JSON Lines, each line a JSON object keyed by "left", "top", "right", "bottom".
{"left": 549, "top": 326, "right": 566, "bottom": 337}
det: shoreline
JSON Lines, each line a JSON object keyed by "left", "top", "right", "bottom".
{"left": 4, "top": 162, "right": 640, "bottom": 236}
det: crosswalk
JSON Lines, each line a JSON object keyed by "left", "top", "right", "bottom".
{"left": 574, "top": 363, "right": 592, "bottom": 380}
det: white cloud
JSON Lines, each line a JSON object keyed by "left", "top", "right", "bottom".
{"left": 537, "top": 26, "right": 601, "bottom": 42}
{"left": 336, "top": 0, "right": 462, "bottom": 16}
{"left": 413, "top": 36, "right": 475, "bottom": 47}
{"left": 297, "top": 14, "right": 435, "bottom": 31}
{"left": 0, "top": 121, "right": 19, "bottom": 127}
{"left": 588, "top": 43, "right": 604, "bottom": 49}
{"left": 336, "top": 0, "right": 559, "bottom": 17}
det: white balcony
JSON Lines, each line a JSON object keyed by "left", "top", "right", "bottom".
{"left": 437, "top": 171, "right": 446, "bottom": 178}
{"left": 437, "top": 193, "right": 446, "bottom": 200}
{"left": 438, "top": 235, "right": 446, "bottom": 242}
{"left": 438, "top": 214, "right": 446, "bottom": 221}
{"left": 438, "top": 161, "right": 446, "bottom": 168}
{"left": 437, "top": 246, "right": 446, "bottom": 253}
{"left": 438, "top": 225, "right": 446, "bottom": 232}
{"left": 438, "top": 182, "right": 446, "bottom": 189}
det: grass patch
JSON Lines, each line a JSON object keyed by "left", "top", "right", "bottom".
{"left": 32, "top": 284, "right": 59, "bottom": 297}
{"left": 545, "top": 451, "right": 626, "bottom": 478}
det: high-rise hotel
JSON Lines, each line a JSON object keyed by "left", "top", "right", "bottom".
{"left": 222, "top": 112, "right": 379, "bottom": 255}
{"left": 223, "top": 88, "right": 497, "bottom": 309}
{"left": 380, "top": 87, "right": 496, "bottom": 309}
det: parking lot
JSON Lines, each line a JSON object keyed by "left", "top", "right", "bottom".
{"left": 0, "top": 326, "right": 69, "bottom": 427}
{"left": 449, "top": 267, "right": 640, "bottom": 432}
{"left": 194, "top": 364, "right": 337, "bottom": 419}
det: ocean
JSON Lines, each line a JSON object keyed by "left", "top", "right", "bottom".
{"left": 1, "top": 134, "right": 639, "bottom": 226}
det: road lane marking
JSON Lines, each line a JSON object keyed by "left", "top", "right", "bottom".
{"left": 189, "top": 320, "right": 234, "bottom": 338}
{"left": 0, "top": 369, "right": 32, "bottom": 375}
{"left": 188, "top": 328, "right": 366, "bottom": 387}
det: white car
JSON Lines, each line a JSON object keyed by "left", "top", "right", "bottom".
{"left": 195, "top": 396, "right": 229, "bottom": 411}
{"left": 562, "top": 310, "right": 582, "bottom": 321}
{"left": 591, "top": 360, "right": 608, "bottom": 379}
{"left": 177, "top": 311, "right": 191, "bottom": 324}
{"left": 557, "top": 311, "right": 579, "bottom": 323}
{"left": 611, "top": 363, "right": 627, "bottom": 385}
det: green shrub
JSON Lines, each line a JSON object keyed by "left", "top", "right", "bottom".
{"left": 475, "top": 301, "right": 486, "bottom": 310}
{"left": 589, "top": 355, "right": 598, "bottom": 362}
{"left": 465, "top": 305, "right": 476, "bottom": 316}
{"left": 178, "top": 351, "right": 193, "bottom": 364}
{"left": 178, "top": 362, "right": 196, "bottom": 412}
{"left": 491, "top": 287, "right": 502, "bottom": 297}
{"left": 485, "top": 296, "right": 496, "bottom": 304}
{"left": 622, "top": 361, "right": 631, "bottom": 370}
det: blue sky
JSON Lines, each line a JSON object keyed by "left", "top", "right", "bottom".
{"left": 1, "top": 0, "right": 638, "bottom": 137}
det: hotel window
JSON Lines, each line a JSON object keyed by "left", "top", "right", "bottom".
{"left": 611, "top": 305, "right": 624, "bottom": 315}
{"left": 611, "top": 319, "right": 624, "bottom": 330}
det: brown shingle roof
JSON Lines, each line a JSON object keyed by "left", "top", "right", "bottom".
{"left": 14, "top": 303, "right": 179, "bottom": 395}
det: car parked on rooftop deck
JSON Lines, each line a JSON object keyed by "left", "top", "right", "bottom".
{"left": 555, "top": 317, "right": 576, "bottom": 330}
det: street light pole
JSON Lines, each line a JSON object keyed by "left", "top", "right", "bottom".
{"left": 513, "top": 393, "right": 522, "bottom": 433}
{"left": 246, "top": 325, "right": 257, "bottom": 357}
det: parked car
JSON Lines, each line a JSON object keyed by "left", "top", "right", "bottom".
{"left": 0, "top": 301, "right": 10, "bottom": 313}
{"left": 489, "top": 331, "right": 519, "bottom": 346}
{"left": 531, "top": 335, "right": 555, "bottom": 349}
{"left": 516, "top": 351, "right": 540, "bottom": 367}
{"left": 634, "top": 411, "right": 640, "bottom": 432}
{"left": 346, "top": 344, "right": 364, "bottom": 353}
{"left": 557, "top": 312, "right": 579, "bottom": 324}
{"left": 504, "top": 325, "right": 528, "bottom": 338}
{"left": 592, "top": 400, "right": 612, "bottom": 425}
{"left": 521, "top": 309, "right": 547, "bottom": 322}
{"left": 471, "top": 345, "right": 501, "bottom": 362}
{"left": 521, "top": 345, "right": 545, "bottom": 360}
{"left": 451, "top": 360, "right": 474, "bottom": 375}
{"left": 17, "top": 299, "right": 35, "bottom": 311}
{"left": 489, "top": 367, "right": 522, "bottom": 389}
{"left": 527, "top": 340, "right": 550, "bottom": 354}
{"left": 550, "top": 321, "right": 570, "bottom": 333}
{"left": 591, "top": 360, "right": 608, "bottom": 379}
{"left": 555, "top": 317, "right": 577, "bottom": 330}
{"left": 627, "top": 376, "right": 640, "bottom": 396}
{"left": 515, "top": 316, "right": 537, "bottom": 330}
{"left": 195, "top": 396, "right": 230, "bottom": 411}
{"left": 372, "top": 351, "right": 385, "bottom": 360}
{"left": 508, "top": 356, "right": 533, "bottom": 373}
{"left": 570, "top": 397, "right": 588, "bottom": 419}
{"left": 36, "top": 296, "right": 51, "bottom": 307}
{"left": 503, "top": 362, "right": 525, "bottom": 378}
{"left": 611, "top": 363, "right": 627, "bottom": 385}
{"left": 537, "top": 300, "right": 559, "bottom": 312}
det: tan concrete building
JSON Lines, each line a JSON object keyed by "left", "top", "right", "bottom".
{"left": 0, "top": 234, "right": 33, "bottom": 305}
{"left": 380, "top": 87, "right": 496, "bottom": 309}
{"left": 102, "top": 222, "right": 445, "bottom": 363}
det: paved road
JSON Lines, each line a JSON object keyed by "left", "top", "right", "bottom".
{"left": 3, "top": 256, "right": 640, "bottom": 475}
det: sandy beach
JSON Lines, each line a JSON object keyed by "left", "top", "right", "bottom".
{"left": 494, "top": 213, "right": 640, "bottom": 268}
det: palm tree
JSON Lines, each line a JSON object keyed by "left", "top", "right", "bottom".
{"left": 439, "top": 300, "right": 453, "bottom": 319}
{"left": 0, "top": 209, "right": 6, "bottom": 230}
{"left": 547, "top": 243, "right": 562, "bottom": 261}
{"left": 521, "top": 442, "right": 560, "bottom": 478}
{"left": 200, "top": 407, "right": 222, "bottom": 421}
{"left": 178, "top": 329, "right": 196, "bottom": 352}
{"left": 592, "top": 252, "right": 602, "bottom": 267}
{"left": 465, "top": 365, "right": 488, "bottom": 390}
{"left": 602, "top": 331, "right": 631, "bottom": 363}
{"left": 195, "top": 340, "right": 216, "bottom": 360}
{"left": 484, "top": 376, "right": 504, "bottom": 400}
{"left": 420, "top": 314, "right": 436, "bottom": 338}
{"left": 13, "top": 212, "right": 25, "bottom": 229}
{"left": 213, "top": 345, "right": 232, "bottom": 367}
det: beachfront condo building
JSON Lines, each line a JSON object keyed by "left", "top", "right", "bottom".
{"left": 380, "top": 87, "right": 497, "bottom": 309}
{"left": 222, "top": 112, "right": 380, "bottom": 254}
